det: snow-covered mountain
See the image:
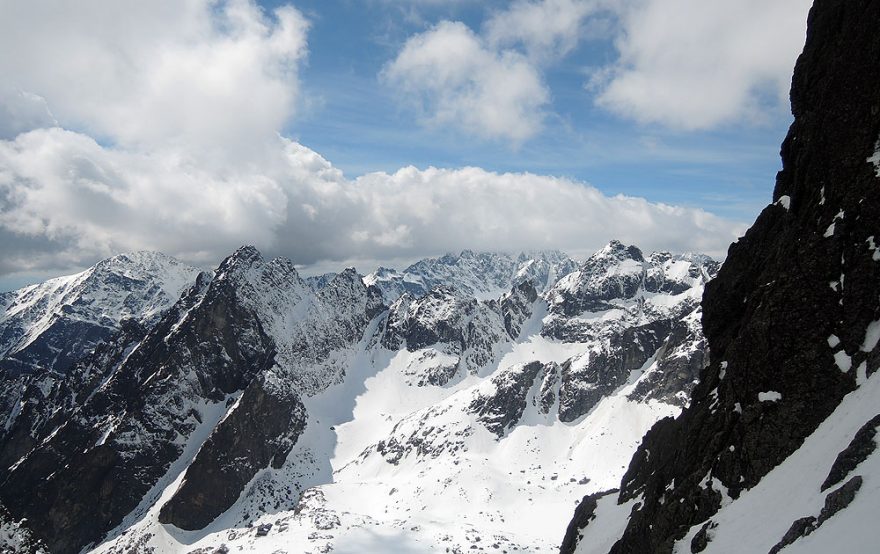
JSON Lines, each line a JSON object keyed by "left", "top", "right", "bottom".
{"left": 364, "top": 249, "right": 578, "bottom": 302}
{"left": 0, "top": 252, "right": 202, "bottom": 480}
{"left": 0, "top": 241, "right": 715, "bottom": 553}
{"left": 0, "top": 251, "right": 200, "bottom": 377}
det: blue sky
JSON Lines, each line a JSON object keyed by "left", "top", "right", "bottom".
{"left": 0, "top": 0, "right": 812, "bottom": 289}
{"left": 284, "top": 0, "right": 797, "bottom": 221}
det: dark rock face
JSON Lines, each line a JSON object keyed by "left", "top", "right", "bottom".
{"left": 0, "top": 254, "right": 275, "bottom": 554}
{"left": 0, "top": 248, "right": 384, "bottom": 553}
{"left": 689, "top": 520, "right": 716, "bottom": 553}
{"left": 769, "top": 516, "right": 817, "bottom": 554}
{"left": 562, "top": 1, "right": 880, "bottom": 552}
{"left": 557, "top": 319, "right": 673, "bottom": 423}
{"left": 0, "top": 316, "right": 116, "bottom": 378}
{"left": 469, "top": 361, "right": 546, "bottom": 437}
{"left": 0, "top": 317, "right": 151, "bottom": 472}
{"left": 817, "top": 475, "right": 862, "bottom": 524}
{"left": 382, "top": 289, "right": 466, "bottom": 351}
{"left": 380, "top": 285, "right": 510, "bottom": 382}
{"left": 626, "top": 317, "right": 707, "bottom": 408}
{"left": 820, "top": 413, "right": 879, "bottom": 491}
{"left": 159, "top": 373, "right": 308, "bottom": 530}
{"left": 500, "top": 280, "right": 538, "bottom": 339}
{"left": 0, "top": 501, "right": 49, "bottom": 553}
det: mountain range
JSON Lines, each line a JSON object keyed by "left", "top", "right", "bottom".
{"left": 1, "top": 0, "right": 879, "bottom": 552}
{"left": 0, "top": 241, "right": 716, "bottom": 553}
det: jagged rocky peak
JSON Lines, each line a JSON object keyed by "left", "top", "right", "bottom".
{"left": 500, "top": 279, "right": 539, "bottom": 339}
{"left": 365, "top": 248, "right": 578, "bottom": 302}
{"left": 321, "top": 266, "right": 383, "bottom": 316}
{"left": 0, "top": 250, "right": 200, "bottom": 378}
{"left": 597, "top": 239, "right": 645, "bottom": 261}
{"left": 645, "top": 250, "right": 720, "bottom": 294}
{"left": 563, "top": 1, "right": 880, "bottom": 552}
{"left": 382, "top": 286, "right": 477, "bottom": 351}
{"left": 547, "top": 240, "right": 718, "bottom": 318}
{"left": 546, "top": 240, "right": 646, "bottom": 317}
{"left": 379, "top": 285, "right": 511, "bottom": 386}
{"left": 304, "top": 271, "right": 338, "bottom": 291}
{"left": 542, "top": 240, "right": 715, "bottom": 342}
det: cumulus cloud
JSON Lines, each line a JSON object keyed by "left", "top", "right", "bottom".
{"left": 382, "top": 0, "right": 606, "bottom": 142}
{"left": 0, "top": 127, "right": 742, "bottom": 277}
{"left": 0, "top": 0, "right": 746, "bottom": 283}
{"left": 594, "top": 0, "right": 812, "bottom": 129}
{"left": 0, "top": 0, "right": 308, "bottom": 158}
{"left": 382, "top": 21, "right": 549, "bottom": 143}
{"left": 386, "top": 0, "right": 810, "bottom": 136}
{"left": 484, "top": 0, "right": 599, "bottom": 61}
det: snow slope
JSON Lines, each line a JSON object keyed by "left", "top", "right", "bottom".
{"left": 573, "top": 371, "right": 880, "bottom": 554}
{"left": 92, "top": 311, "right": 681, "bottom": 554}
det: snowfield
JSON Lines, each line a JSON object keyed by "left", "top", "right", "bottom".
{"left": 92, "top": 322, "right": 680, "bottom": 554}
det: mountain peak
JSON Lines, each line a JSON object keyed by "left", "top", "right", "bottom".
{"left": 230, "top": 244, "right": 263, "bottom": 263}
{"left": 596, "top": 240, "right": 644, "bottom": 262}
{"left": 216, "top": 245, "right": 264, "bottom": 278}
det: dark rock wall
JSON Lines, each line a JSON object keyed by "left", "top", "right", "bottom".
{"left": 562, "top": 0, "right": 880, "bottom": 552}
{"left": 158, "top": 373, "right": 307, "bottom": 530}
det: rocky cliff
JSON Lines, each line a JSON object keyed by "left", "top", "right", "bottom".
{"left": 562, "top": 0, "right": 880, "bottom": 551}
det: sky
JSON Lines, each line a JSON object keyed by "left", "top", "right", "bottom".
{"left": 0, "top": 0, "right": 813, "bottom": 290}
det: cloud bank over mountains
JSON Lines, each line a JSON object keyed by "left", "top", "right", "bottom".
{"left": 0, "top": 0, "right": 807, "bottom": 280}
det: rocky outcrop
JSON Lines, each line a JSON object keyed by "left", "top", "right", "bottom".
{"left": 542, "top": 242, "right": 716, "bottom": 342}
{"left": 0, "top": 249, "right": 276, "bottom": 554}
{"left": 556, "top": 318, "right": 677, "bottom": 423}
{"left": 546, "top": 241, "right": 646, "bottom": 318}
{"left": 380, "top": 286, "right": 510, "bottom": 383}
{"left": 559, "top": 489, "right": 617, "bottom": 554}
{"left": 562, "top": 0, "right": 880, "bottom": 551}
{"left": 158, "top": 372, "right": 308, "bottom": 530}
{"left": 820, "top": 414, "right": 880, "bottom": 491}
{"left": 469, "top": 361, "right": 546, "bottom": 437}
{"left": 500, "top": 280, "right": 538, "bottom": 339}
{"left": 626, "top": 313, "right": 706, "bottom": 407}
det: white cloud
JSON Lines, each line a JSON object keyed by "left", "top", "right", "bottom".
{"left": 484, "top": 0, "right": 599, "bottom": 60}
{"left": 0, "top": 127, "right": 743, "bottom": 277}
{"left": 595, "top": 0, "right": 812, "bottom": 129}
{"left": 382, "top": 21, "right": 549, "bottom": 143}
{"left": 0, "top": 0, "right": 308, "bottom": 159}
{"left": 381, "top": 0, "right": 604, "bottom": 142}
{"left": 0, "top": 0, "right": 746, "bottom": 282}
{"left": 386, "top": 0, "right": 811, "bottom": 136}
